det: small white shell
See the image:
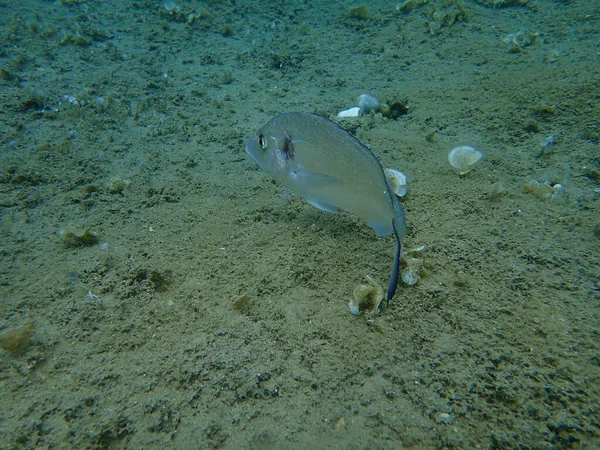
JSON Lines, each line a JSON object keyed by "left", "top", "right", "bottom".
{"left": 337, "top": 107, "right": 361, "bottom": 118}
{"left": 551, "top": 183, "right": 565, "bottom": 200}
{"left": 358, "top": 94, "right": 379, "bottom": 113}
{"left": 384, "top": 168, "right": 407, "bottom": 197}
{"left": 407, "top": 244, "right": 426, "bottom": 256}
{"left": 448, "top": 145, "right": 483, "bottom": 175}
{"left": 401, "top": 267, "right": 419, "bottom": 286}
{"left": 401, "top": 255, "right": 423, "bottom": 286}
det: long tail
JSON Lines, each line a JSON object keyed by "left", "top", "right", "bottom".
{"left": 386, "top": 220, "right": 402, "bottom": 305}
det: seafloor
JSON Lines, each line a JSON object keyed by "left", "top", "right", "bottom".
{"left": 0, "top": 0, "right": 598, "bottom": 448}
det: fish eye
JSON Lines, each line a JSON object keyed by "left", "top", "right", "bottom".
{"left": 258, "top": 135, "right": 267, "bottom": 149}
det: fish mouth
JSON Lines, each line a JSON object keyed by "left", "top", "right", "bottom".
{"left": 245, "top": 136, "right": 259, "bottom": 161}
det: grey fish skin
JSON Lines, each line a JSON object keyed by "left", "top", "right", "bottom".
{"left": 246, "top": 112, "right": 406, "bottom": 304}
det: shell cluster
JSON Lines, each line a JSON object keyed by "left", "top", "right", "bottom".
{"left": 522, "top": 179, "right": 565, "bottom": 200}
{"left": 400, "top": 245, "right": 427, "bottom": 286}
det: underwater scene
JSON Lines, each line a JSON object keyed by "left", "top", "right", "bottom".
{"left": 0, "top": 0, "right": 598, "bottom": 448}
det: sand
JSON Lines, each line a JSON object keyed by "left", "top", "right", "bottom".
{"left": 0, "top": 0, "right": 598, "bottom": 447}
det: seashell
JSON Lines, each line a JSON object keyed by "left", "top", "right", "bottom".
{"left": 523, "top": 179, "right": 565, "bottom": 200}
{"left": 231, "top": 294, "right": 250, "bottom": 312}
{"left": 448, "top": 145, "right": 483, "bottom": 175}
{"left": 358, "top": 94, "right": 379, "bottom": 114}
{"left": 58, "top": 227, "right": 98, "bottom": 247}
{"left": 407, "top": 244, "right": 426, "bottom": 256}
{"left": 401, "top": 266, "right": 419, "bottom": 286}
{"left": 0, "top": 322, "right": 33, "bottom": 353}
{"left": 400, "top": 255, "right": 424, "bottom": 286}
{"left": 349, "top": 276, "right": 384, "bottom": 315}
{"left": 384, "top": 168, "right": 407, "bottom": 197}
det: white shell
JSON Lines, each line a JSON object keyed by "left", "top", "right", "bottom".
{"left": 448, "top": 145, "right": 483, "bottom": 175}
{"left": 358, "top": 94, "right": 379, "bottom": 113}
{"left": 407, "top": 244, "right": 426, "bottom": 255}
{"left": 337, "top": 107, "right": 360, "bottom": 118}
{"left": 384, "top": 168, "right": 407, "bottom": 197}
{"left": 401, "top": 267, "right": 419, "bottom": 286}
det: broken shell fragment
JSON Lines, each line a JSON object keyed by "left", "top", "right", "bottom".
{"left": 406, "top": 244, "right": 426, "bottom": 256}
{"left": 384, "top": 168, "right": 407, "bottom": 197}
{"left": 231, "top": 294, "right": 250, "bottom": 311}
{"left": 58, "top": 227, "right": 98, "bottom": 247}
{"left": 349, "top": 276, "right": 384, "bottom": 316}
{"left": 0, "top": 322, "right": 33, "bottom": 353}
{"left": 448, "top": 145, "right": 483, "bottom": 175}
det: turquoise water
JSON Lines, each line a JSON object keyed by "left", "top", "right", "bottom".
{"left": 0, "top": 0, "right": 598, "bottom": 447}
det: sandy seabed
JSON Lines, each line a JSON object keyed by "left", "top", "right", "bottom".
{"left": 0, "top": 0, "right": 598, "bottom": 448}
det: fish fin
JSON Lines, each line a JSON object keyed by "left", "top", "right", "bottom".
{"left": 392, "top": 214, "right": 406, "bottom": 241}
{"left": 306, "top": 198, "right": 338, "bottom": 214}
{"left": 366, "top": 220, "right": 393, "bottom": 237}
{"left": 386, "top": 226, "right": 402, "bottom": 305}
{"left": 290, "top": 171, "right": 342, "bottom": 190}
{"left": 291, "top": 171, "right": 341, "bottom": 213}
{"left": 385, "top": 213, "right": 407, "bottom": 305}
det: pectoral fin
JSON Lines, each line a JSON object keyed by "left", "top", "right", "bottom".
{"left": 290, "top": 171, "right": 342, "bottom": 214}
{"left": 366, "top": 219, "right": 393, "bottom": 237}
{"left": 290, "top": 171, "right": 342, "bottom": 191}
{"left": 306, "top": 198, "right": 338, "bottom": 214}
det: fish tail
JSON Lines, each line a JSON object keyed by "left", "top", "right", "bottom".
{"left": 386, "top": 218, "right": 402, "bottom": 305}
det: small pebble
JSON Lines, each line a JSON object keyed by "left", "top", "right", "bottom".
{"left": 436, "top": 412, "right": 452, "bottom": 424}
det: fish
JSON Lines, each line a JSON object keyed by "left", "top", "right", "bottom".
{"left": 246, "top": 112, "right": 406, "bottom": 304}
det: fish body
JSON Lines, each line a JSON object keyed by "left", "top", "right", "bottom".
{"left": 246, "top": 112, "right": 406, "bottom": 303}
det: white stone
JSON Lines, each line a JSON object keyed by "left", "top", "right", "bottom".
{"left": 337, "top": 107, "right": 361, "bottom": 118}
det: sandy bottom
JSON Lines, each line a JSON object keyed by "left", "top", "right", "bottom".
{"left": 1, "top": 0, "right": 598, "bottom": 448}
